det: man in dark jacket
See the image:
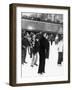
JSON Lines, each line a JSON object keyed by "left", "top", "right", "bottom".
{"left": 22, "top": 35, "right": 30, "bottom": 64}
{"left": 38, "top": 33, "right": 49, "bottom": 74}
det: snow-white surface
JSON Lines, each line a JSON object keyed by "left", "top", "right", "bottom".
{"left": 21, "top": 42, "right": 67, "bottom": 83}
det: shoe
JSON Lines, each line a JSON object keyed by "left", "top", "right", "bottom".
{"left": 38, "top": 72, "right": 43, "bottom": 75}
{"left": 43, "top": 71, "right": 45, "bottom": 73}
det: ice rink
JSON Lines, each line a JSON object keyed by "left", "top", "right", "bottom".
{"left": 21, "top": 42, "right": 68, "bottom": 82}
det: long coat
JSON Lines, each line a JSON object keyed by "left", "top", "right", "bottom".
{"left": 38, "top": 36, "right": 49, "bottom": 74}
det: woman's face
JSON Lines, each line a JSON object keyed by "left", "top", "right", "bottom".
{"left": 46, "top": 35, "right": 48, "bottom": 39}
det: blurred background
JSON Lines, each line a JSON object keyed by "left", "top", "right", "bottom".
{"left": 21, "top": 13, "right": 63, "bottom": 34}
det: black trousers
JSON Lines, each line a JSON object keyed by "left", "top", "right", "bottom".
{"left": 58, "top": 52, "right": 63, "bottom": 64}
{"left": 38, "top": 50, "right": 45, "bottom": 74}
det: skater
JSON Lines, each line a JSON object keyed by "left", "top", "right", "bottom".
{"left": 57, "top": 36, "right": 63, "bottom": 65}
{"left": 38, "top": 33, "right": 49, "bottom": 74}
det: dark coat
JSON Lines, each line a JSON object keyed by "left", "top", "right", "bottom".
{"left": 38, "top": 36, "right": 49, "bottom": 74}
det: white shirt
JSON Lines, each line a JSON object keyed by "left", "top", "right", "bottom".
{"left": 58, "top": 40, "right": 63, "bottom": 52}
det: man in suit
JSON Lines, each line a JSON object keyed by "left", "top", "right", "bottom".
{"left": 38, "top": 33, "right": 49, "bottom": 74}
